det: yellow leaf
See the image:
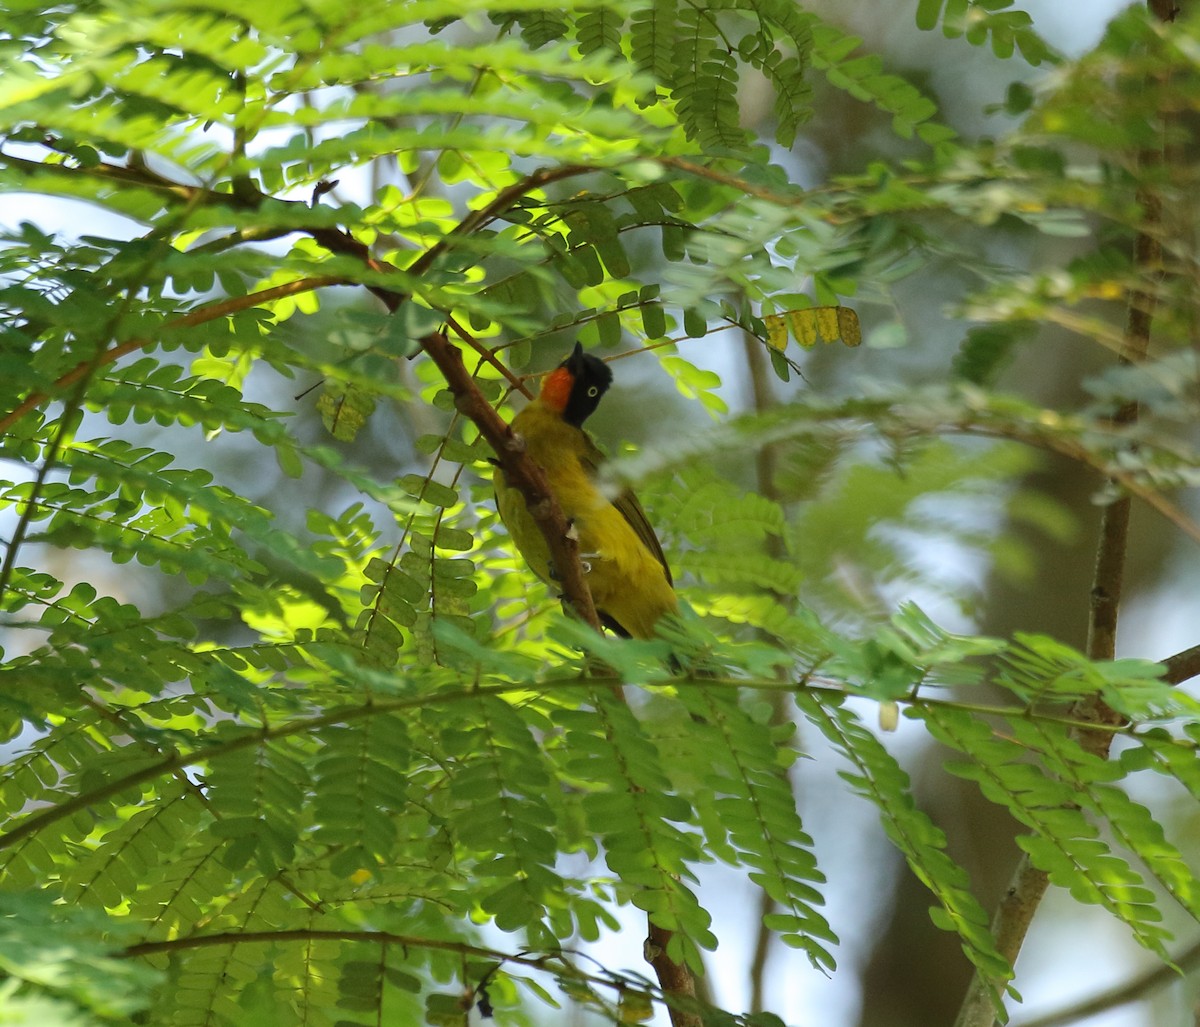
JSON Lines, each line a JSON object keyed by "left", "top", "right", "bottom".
{"left": 780, "top": 307, "right": 861, "bottom": 348}
{"left": 816, "top": 306, "right": 840, "bottom": 343}
{"left": 764, "top": 313, "right": 789, "bottom": 350}
{"left": 1086, "top": 281, "right": 1124, "bottom": 300}
{"left": 838, "top": 306, "right": 862, "bottom": 346}
{"left": 787, "top": 309, "right": 819, "bottom": 348}
{"left": 878, "top": 701, "right": 899, "bottom": 732}
{"left": 618, "top": 989, "right": 654, "bottom": 1023}
{"left": 318, "top": 383, "right": 375, "bottom": 442}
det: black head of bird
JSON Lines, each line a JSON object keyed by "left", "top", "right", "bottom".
{"left": 539, "top": 341, "right": 614, "bottom": 427}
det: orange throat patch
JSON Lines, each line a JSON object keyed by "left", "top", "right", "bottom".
{"left": 539, "top": 367, "right": 573, "bottom": 414}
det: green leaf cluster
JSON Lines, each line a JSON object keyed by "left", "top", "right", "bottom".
{"left": 4, "top": 2, "right": 1200, "bottom": 1026}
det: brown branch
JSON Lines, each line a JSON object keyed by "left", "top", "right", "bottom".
{"left": 1080, "top": 182, "right": 1161, "bottom": 683}
{"left": 121, "top": 927, "right": 551, "bottom": 967}
{"left": 746, "top": 892, "right": 774, "bottom": 1015}
{"left": 953, "top": 859, "right": 1051, "bottom": 1027}
{"left": 954, "top": 6, "right": 1169, "bottom": 1025}
{"left": 0, "top": 674, "right": 1147, "bottom": 855}
{"left": 1, "top": 675, "right": 651, "bottom": 854}
{"left": 928, "top": 415, "right": 1200, "bottom": 547}
{"left": 303, "top": 183, "right": 703, "bottom": 1022}
{"left": 1014, "top": 935, "right": 1200, "bottom": 1027}
{"left": 121, "top": 925, "right": 712, "bottom": 1026}
{"left": 422, "top": 334, "right": 700, "bottom": 1026}
{"left": 1, "top": 149, "right": 208, "bottom": 202}
{"left": 1148, "top": 0, "right": 1179, "bottom": 21}
{"left": 443, "top": 314, "right": 533, "bottom": 398}
{"left": 303, "top": 163, "right": 598, "bottom": 310}
{"left": 1164, "top": 643, "right": 1200, "bottom": 684}
{"left": 416, "top": 163, "right": 597, "bottom": 275}
{"left": 297, "top": 166, "right": 706, "bottom": 1022}
{"left": 644, "top": 924, "right": 701, "bottom": 1027}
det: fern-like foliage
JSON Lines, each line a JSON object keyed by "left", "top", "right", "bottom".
{"left": 796, "top": 694, "right": 1013, "bottom": 1005}
{"left": 556, "top": 692, "right": 718, "bottom": 969}
{"left": 4, "top": 2, "right": 1200, "bottom": 1026}
{"left": 463, "top": 0, "right": 818, "bottom": 150}
{"left": 922, "top": 704, "right": 1174, "bottom": 956}
{"left": 672, "top": 686, "right": 836, "bottom": 969}
{"left": 915, "top": 0, "right": 1058, "bottom": 65}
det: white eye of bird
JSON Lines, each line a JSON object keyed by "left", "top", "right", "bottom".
{"left": 587, "top": 386, "right": 599, "bottom": 397}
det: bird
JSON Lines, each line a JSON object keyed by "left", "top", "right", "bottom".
{"left": 493, "top": 342, "right": 677, "bottom": 640}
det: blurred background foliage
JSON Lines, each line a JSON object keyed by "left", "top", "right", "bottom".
{"left": 2, "top": 1, "right": 1200, "bottom": 1026}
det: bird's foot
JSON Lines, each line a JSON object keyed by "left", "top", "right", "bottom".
{"left": 547, "top": 549, "right": 599, "bottom": 580}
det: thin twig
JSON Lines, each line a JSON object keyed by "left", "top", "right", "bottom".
{"left": 1014, "top": 936, "right": 1200, "bottom": 1027}
{"left": 443, "top": 314, "right": 533, "bottom": 398}
{"left": 119, "top": 928, "right": 639, "bottom": 1000}
{"left": 0, "top": 673, "right": 1156, "bottom": 857}
{"left": 0, "top": 276, "right": 343, "bottom": 435}
{"left": 0, "top": 378, "right": 88, "bottom": 601}
{"left": 743, "top": 331, "right": 791, "bottom": 1013}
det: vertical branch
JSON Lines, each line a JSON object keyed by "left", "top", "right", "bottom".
{"left": 645, "top": 923, "right": 701, "bottom": 1027}
{"left": 953, "top": 7, "right": 1169, "bottom": 1025}
{"left": 1081, "top": 185, "right": 1161, "bottom": 687}
{"left": 0, "top": 377, "right": 88, "bottom": 602}
{"left": 742, "top": 332, "right": 796, "bottom": 1014}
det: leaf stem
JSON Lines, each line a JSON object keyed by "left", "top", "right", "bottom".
{"left": 0, "top": 276, "right": 342, "bottom": 435}
{"left": 119, "top": 928, "right": 652, "bottom": 1006}
{"left": 0, "top": 673, "right": 1150, "bottom": 857}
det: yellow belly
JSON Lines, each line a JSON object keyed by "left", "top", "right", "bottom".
{"left": 494, "top": 404, "right": 676, "bottom": 639}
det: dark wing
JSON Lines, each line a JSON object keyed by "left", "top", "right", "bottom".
{"left": 580, "top": 433, "right": 674, "bottom": 587}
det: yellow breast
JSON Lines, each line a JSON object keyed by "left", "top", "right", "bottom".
{"left": 494, "top": 401, "right": 677, "bottom": 639}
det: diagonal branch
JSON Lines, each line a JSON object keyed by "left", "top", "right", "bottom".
{"left": 413, "top": 330, "right": 701, "bottom": 1027}
{"left": 119, "top": 928, "right": 657, "bottom": 1014}
{"left": 0, "top": 276, "right": 343, "bottom": 435}
{"left": 284, "top": 182, "right": 703, "bottom": 1026}
{"left": 4, "top": 147, "right": 702, "bottom": 1025}
{"left": 1164, "top": 643, "right": 1200, "bottom": 684}
{"left": 1013, "top": 937, "right": 1200, "bottom": 1027}
{"left": 414, "top": 330, "right": 600, "bottom": 631}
